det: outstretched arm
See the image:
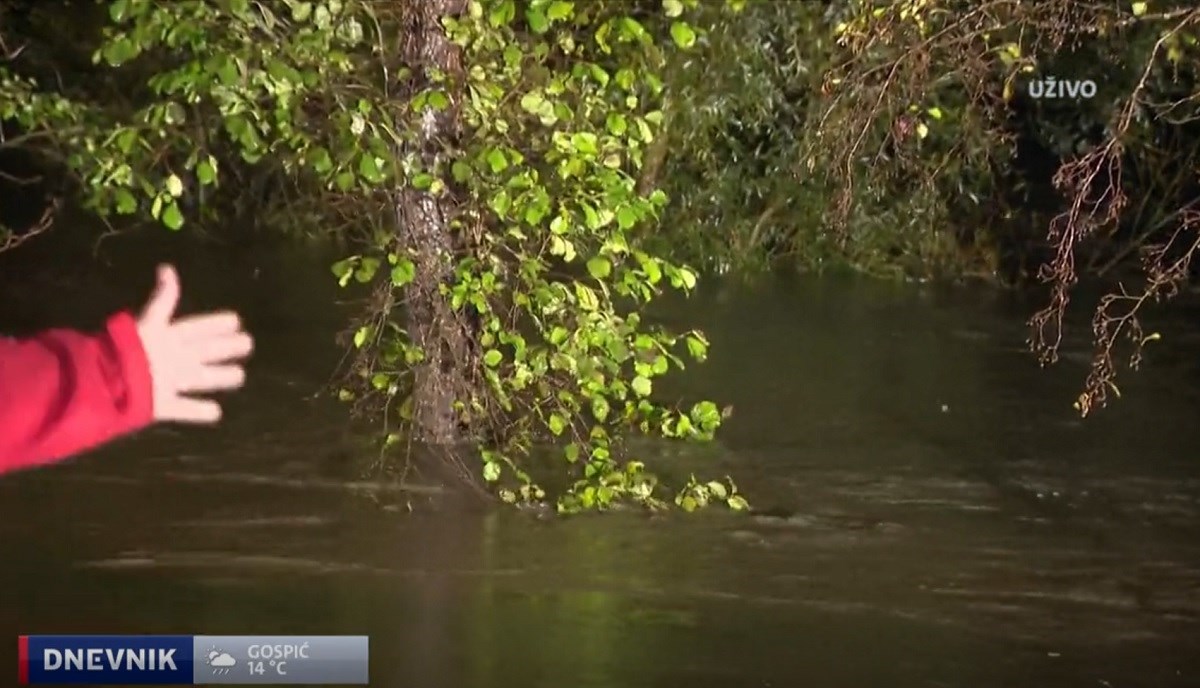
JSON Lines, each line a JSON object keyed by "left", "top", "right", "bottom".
{"left": 0, "top": 265, "right": 253, "bottom": 474}
{"left": 0, "top": 312, "right": 153, "bottom": 472}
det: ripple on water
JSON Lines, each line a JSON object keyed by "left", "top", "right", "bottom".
{"left": 77, "top": 551, "right": 529, "bottom": 578}
{"left": 170, "top": 516, "right": 334, "bottom": 528}
{"left": 161, "top": 471, "right": 445, "bottom": 494}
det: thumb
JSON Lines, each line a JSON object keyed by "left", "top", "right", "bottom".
{"left": 140, "top": 264, "right": 181, "bottom": 324}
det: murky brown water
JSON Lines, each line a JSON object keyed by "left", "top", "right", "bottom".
{"left": 1, "top": 233, "right": 1199, "bottom": 687}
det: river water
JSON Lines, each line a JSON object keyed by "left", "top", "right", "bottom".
{"left": 1, "top": 234, "right": 1199, "bottom": 687}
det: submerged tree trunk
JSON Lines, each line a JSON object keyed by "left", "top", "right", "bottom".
{"left": 396, "top": 0, "right": 474, "bottom": 447}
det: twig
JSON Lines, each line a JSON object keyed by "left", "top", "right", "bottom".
{"left": 0, "top": 199, "right": 58, "bottom": 253}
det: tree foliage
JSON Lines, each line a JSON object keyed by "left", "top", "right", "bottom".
{"left": 811, "top": 0, "right": 1200, "bottom": 416}
{"left": 0, "top": 0, "right": 748, "bottom": 513}
{"left": 647, "top": 0, "right": 1200, "bottom": 416}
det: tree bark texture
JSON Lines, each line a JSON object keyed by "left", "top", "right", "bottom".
{"left": 396, "top": 0, "right": 474, "bottom": 446}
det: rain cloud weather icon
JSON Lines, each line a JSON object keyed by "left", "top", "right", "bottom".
{"left": 206, "top": 649, "right": 237, "bottom": 675}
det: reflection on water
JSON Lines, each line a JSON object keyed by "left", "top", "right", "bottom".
{"left": 1, "top": 239, "right": 1200, "bottom": 686}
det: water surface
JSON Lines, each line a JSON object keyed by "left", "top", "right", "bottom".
{"left": 1, "top": 240, "right": 1198, "bottom": 687}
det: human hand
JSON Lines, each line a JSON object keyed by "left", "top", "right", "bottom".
{"left": 136, "top": 264, "right": 254, "bottom": 424}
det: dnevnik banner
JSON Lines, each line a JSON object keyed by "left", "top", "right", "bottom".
{"left": 18, "top": 635, "right": 369, "bottom": 685}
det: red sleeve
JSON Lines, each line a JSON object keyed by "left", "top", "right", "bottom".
{"left": 0, "top": 312, "right": 154, "bottom": 474}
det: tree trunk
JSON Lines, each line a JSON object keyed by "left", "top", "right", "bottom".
{"left": 397, "top": 0, "right": 474, "bottom": 447}
{"left": 636, "top": 96, "right": 671, "bottom": 197}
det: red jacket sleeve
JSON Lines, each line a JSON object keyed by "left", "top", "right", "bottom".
{"left": 0, "top": 312, "right": 154, "bottom": 474}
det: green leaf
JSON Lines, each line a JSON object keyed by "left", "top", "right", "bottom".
{"left": 114, "top": 189, "right": 137, "bottom": 215}
{"left": 581, "top": 203, "right": 600, "bottom": 228}
{"left": 663, "top": 0, "right": 684, "bottom": 17}
{"left": 727, "top": 495, "right": 750, "bottom": 511}
{"left": 161, "top": 201, "right": 184, "bottom": 230}
{"left": 109, "top": 0, "right": 129, "bottom": 21}
{"left": 489, "top": 0, "right": 516, "bottom": 26}
{"left": 526, "top": 8, "right": 549, "bottom": 33}
{"left": 331, "top": 257, "right": 356, "bottom": 278}
{"left": 631, "top": 375, "right": 652, "bottom": 397}
{"left": 617, "top": 206, "right": 637, "bottom": 229}
{"left": 652, "top": 355, "right": 669, "bottom": 375}
{"left": 353, "top": 326, "right": 370, "bottom": 348}
{"left": 486, "top": 148, "right": 508, "bottom": 173}
{"left": 358, "top": 155, "right": 383, "bottom": 183}
{"left": 165, "top": 174, "right": 184, "bottom": 198}
{"left": 196, "top": 157, "right": 218, "bottom": 185}
{"left": 670, "top": 21, "right": 696, "bottom": 48}
{"left": 548, "top": 413, "right": 566, "bottom": 436}
{"left": 706, "top": 481, "right": 728, "bottom": 499}
{"left": 678, "top": 267, "right": 697, "bottom": 289}
{"left": 355, "top": 257, "right": 380, "bottom": 282}
{"left": 606, "top": 113, "right": 627, "bottom": 136}
{"left": 588, "top": 63, "right": 610, "bottom": 86}
{"left": 101, "top": 37, "right": 139, "bottom": 66}
{"left": 586, "top": 256, "right": 611, "bottom": 279}
{"left": 636, "top": 118, "right": 654, "bottom": 143}
{"left": 390, "top": 259, "right": 415, "bottom": 287}
{"left": 616, "top": 68, "right": 636, "bottom": 91}
{"left": 1132, "top": 2, "right": 1148, "bottom": 16}
{"left": 592, "top": 395, "right": 610, "bottom": 422}
{"left": 483, "top": 461, "right": 501, "bottom": 482}
{"left": 215, "top": 56, "right": 239, "bottom": 85}
{"left": 451, "top": 160, "right": 472, "bottom": 182}
{"left": 686, "top": 334, "right": 708, "bottom": 361}
{"left": 690, "top": 400, "right": 721, "bottom": 431}
{"left": 519, "top": 91, "right": 545, "bottom": 115}
{"left": 484, "top": 349, "right": 503, "bottom": 367}
{"left": 575, "top": 283, "right": 597, "bottom": 309}
{"left": 311, "top": 4, "right": 331, "bottom": 27}
{"left": 550, "top": 235, "right": 576, "bottom": 261}
{"left": 290, "top": 1, "right": 313, "bottom": 22}
{"left": 115, "top": 129, "right": 138, "bottom": 154}
{"left": 675, "top": 413, "right": 694, "bottom": 437}
{"left": 571, "top": 132, "right": 598, "bottom": 154}
{"left": 490, "top": 190, "right": 511, "bottom": 217}
{"left": 641, "top": 256, "right": 662, "bottom": 283}
{"left": 546, "top": 1, "right": 574, "bottom": 20}
{"left": 524, "top": 203, "right": 548, "bottom": 226}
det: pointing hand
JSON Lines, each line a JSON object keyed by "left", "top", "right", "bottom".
{"left": 136, "top": 264, "right": 254, "bottom": 424}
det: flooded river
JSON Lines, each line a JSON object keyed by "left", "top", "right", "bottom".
{"left": 1, "top": 233, "right": 1199, "bottom": 687}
